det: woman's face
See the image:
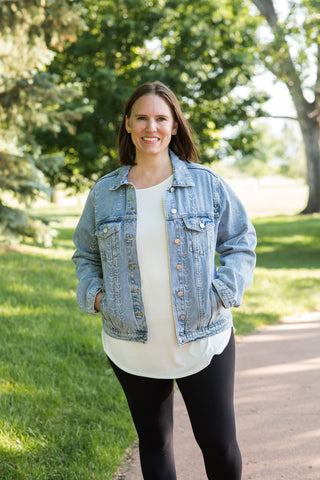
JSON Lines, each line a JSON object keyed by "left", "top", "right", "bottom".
{"left": 125, "top": 94, "right": 178, "bottom": 162}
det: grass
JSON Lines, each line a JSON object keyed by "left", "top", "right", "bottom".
{"left": 0, "top": 210, "right": 136, "bottom": 480}
{"left": 0, "top": 207, "right": 319, "bottom": 478}
{"left": 233, "top": 214, "right": 320, "bottom": 334}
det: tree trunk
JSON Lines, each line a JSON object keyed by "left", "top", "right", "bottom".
{"left": 298, "top": 116, "right": 320, "bottom": 213}
{"left": 50, "top": 184, "right": 58, "bottom": 203}
{"left": 288, "top": 82, "right": 320, "bottom": 213}
{"left": 252, "top": 0, "right": 320, "bottom": 213}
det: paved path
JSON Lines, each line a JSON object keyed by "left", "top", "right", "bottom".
{"left": 113, "top": 311, "right": 320, "bottom": 479}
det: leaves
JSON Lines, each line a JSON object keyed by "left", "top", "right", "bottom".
{"left": 45, "top": 0, "right": 266, "bottom": 184}
{"left": 0, "top": 1, "right": 84, "bottom": 244}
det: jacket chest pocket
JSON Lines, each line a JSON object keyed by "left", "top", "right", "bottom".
{"left": 182, "top": 216, "right": 215, "bottom": 255}
{"left": 95, "top": 222, "right": 120, "bottom": 260}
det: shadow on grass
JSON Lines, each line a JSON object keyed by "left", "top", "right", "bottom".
{"left": 233, "top": 311, "right": 280, "bottom": 335}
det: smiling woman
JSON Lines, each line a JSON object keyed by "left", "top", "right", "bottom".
{"left": 73, "top": 81, "right": 257, "bottom": 480}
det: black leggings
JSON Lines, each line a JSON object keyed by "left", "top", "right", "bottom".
{"left": 108, "top": 333, "right": 241, "bottom": 480}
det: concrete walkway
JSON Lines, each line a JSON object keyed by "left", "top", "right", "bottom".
{"left": 113, "top": 310, "right": 320, "bottom": 479}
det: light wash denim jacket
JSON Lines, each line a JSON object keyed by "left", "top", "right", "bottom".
{"left": 72, "top": 151, "right": 256, "bottom": 346}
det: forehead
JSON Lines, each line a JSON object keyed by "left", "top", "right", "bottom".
{"left": 131, "top": 94, "right": 173, "bottom": 116}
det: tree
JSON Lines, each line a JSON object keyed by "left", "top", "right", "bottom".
{"left": 0, "top": 0, "right": 84, "bottom": 244}
{"left": 40, "top": 0, "right": 165, "bottom": 190}
{"left": 46, "top": 0, "right": 267, "bottom": 188}
{"left": 251, "top": 0, "right": 320, "bottom": 213}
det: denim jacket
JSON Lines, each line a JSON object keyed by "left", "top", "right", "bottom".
{"left": 72, "top": 151, "right": 256, "bottom": 346}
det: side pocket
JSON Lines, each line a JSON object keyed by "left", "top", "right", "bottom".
{"left": 210, "top": 284, "right": 222, "bottom": 314}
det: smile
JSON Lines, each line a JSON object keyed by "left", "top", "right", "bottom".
{"left": 142, "top": 137, "right": 160, "bottom": 143}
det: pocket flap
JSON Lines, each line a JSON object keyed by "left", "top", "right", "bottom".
{"left": 182, "top": 216, "right": 215, "bottom": 232}
{"left": 95, "top": 222, "right": 120, "bottom": 238}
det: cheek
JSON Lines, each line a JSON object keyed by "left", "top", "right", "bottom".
{"left": 131, "top": 123, "right": 144, "bottom": 135}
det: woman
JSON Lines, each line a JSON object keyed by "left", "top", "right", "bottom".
{"left": 72, "top": 81, "right": 256, "bottom": 480}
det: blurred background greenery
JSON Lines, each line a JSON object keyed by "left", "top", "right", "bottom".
{"left": 1, "top": 1, "right": 320, "bottom": 478}
{"left": 1, "top": 0, "right": 320, "bottom": 245}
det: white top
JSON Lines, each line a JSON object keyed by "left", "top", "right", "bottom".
{"left": 102, "top": 175, "right": 231, "bottom": 378}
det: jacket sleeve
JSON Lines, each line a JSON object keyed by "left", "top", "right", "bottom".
{"left": 212, "top": 177, "right": 257, "bottom": 309}
{"left": 72, "top": 188, "right": 103, "bottom": 314}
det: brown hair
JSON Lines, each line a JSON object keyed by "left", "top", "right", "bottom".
{"left": 117, "top": 81, "right": 199, "bottom": 165}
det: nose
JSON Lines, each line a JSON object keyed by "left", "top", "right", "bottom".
{"left": 146, "top": 118, "right": 157, "bottom": 132}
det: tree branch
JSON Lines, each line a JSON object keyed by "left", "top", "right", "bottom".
{"left": 315, "top": 43, "right": 320, "bottom": 111}
{"left": 251, "top": 0, "right": 312, "bottom": 121}
{"left": 266, "top": 114, "right": 298, "bottom": 121}
{"left": 251, "top": 0, "right": 280, "bottom": 31}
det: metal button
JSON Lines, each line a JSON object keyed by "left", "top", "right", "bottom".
{"left": 200, "top": 222, "right": 205, "bottom": 229}
{"left": 170, "top": 187, "right": 175, "bottom": 193}
{"left": 171, "top": 208, "right": 177, "bottom": 214}
{"left": 180, "top": 315, "right": 186, "bottom": 321}
{"left": 103, "top": 227, "right": 108, "bottom": 233}
{"left": 174, "top": 238, "right": 180, "bottom": 244}
{"left": 176, "top": 264, "right": 182, "bottom": 270}
{"left": 177, "top": 291, "right": 183, "bottom": 297}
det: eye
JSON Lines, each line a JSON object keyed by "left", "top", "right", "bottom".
{"left": 137, "top": 116, "right": 147, "bottom": 121}
{"left": 157, "top": 117, "right": 167, "bottom": 122}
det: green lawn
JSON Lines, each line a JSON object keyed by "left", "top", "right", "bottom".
{"left": 0, "top": 210, "right": 136, "bottom": 480}
{"left": 0, "top": 209, "right": 319, "bottom": 478}
{"left": 233, "top": 214, "right": 320, "bottom": 334}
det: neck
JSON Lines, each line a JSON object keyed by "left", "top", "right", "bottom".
{"left": 128, "top": 152, "right": 173, "bottom": 188}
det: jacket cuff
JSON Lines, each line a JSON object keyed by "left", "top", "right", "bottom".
{"left": 87, "top": 286, "right": 103, "bottom": 314}
{"left": 212, "top": 279, "right": 238, "bottom": 309}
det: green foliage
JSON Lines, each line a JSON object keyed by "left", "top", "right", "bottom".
{"left": 41, "top": 0, "right": 164, "bottom": 188}
{"left": 0, "top": 1, "right": 85, "bottom": 244}
{"left": 45, "top": 0, "right": 268, "bottom": 188}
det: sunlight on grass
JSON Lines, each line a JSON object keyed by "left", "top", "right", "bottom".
{"left": 0, "top": 428, "right": 47, "bottom": 454}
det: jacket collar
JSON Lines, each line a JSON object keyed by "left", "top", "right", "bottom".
{"left": 110, "top": 150, "right": 195, "bottom": 191}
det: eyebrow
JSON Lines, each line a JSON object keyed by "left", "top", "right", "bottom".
{"left": 134, "top": 113, "right": 170, "bottom": 118}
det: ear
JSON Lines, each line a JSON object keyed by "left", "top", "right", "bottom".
{"left": 172, "top": 121, "right": 178, "bottom": 135}
{"left": 125, "top": 115, "right": 131, "bottom": 134}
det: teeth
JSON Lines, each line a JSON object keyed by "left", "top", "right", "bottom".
{"left": 142, "top": 137, "right": 159, "bottom": 142}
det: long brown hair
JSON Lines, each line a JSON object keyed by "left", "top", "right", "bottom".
{"left": 117, "top": 81, "right": 199, "bottom": 165}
